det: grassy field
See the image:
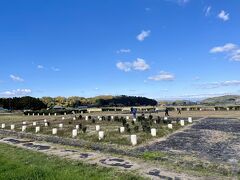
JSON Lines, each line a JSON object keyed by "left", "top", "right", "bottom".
{"left": 0, "top": 143, "right": 142, "bottom": 180}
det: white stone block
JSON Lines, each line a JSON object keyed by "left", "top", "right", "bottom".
{"left": 11, "top": 124, "right": 15, "bottom": 130}
{"left": 76, "top": 125, "right": 79, "bottom": 129}
{"left": 180, "top": 120, "right": 185, "bottom": 126}
{"left": 22, "top": 125, "right": 27, "bottom": 132}
{"left": 64, "top": 112, "right": 67, "bottom": 115}
{"left": 37, "top": 113, "right": 40, "bottom": 116}
{"left": 126, "top": 116, "right": 129, "bottom": 120}
{"left": 133, "top": 118, "right": 137, "bottom": 122}
{"left": 188, "top": 117, "right": 193, "bottom": 123}
{"left": 168, "top": 124, "right": 173, "bottom": 129}
{"left": 54, "top": 113, "right": 57, "bottom": 116}
{"left": 43, "top": 113, "right": 45, "bottom": 116}
{"left": 33, "top": 113, "right": 35, "bottom": 116}
{"left": 1, "top": 124, "right": 5, "bottom": 129}
{"left": 23, "top": 122, "right": 27, "bottom": 125}
{"left": 111, "top": 116, "right": 114, "bottom": 120}
{"left": 62, "top": 117, "right": 65, "bottom": 120}
{"left": 52, "top": 128, "right": 57, "bottom": 135}
{"left": 44, "top": 123, "right": 48, "bottom": 127}
{"left": 120, "top": 127, "right": 125, "bottom": 133}
{"left": 96, "top": 125, "right": 100, "bottom": 131}
{"left": 44, "top": 119, "right": 47, "bottom": 123}
{"left": 99, "top": 117, "right": 102, "bottom": 121}
{"left": 72, "top": 129, "right": 78, "bottom": 138}
{"left": 36, "top": 126, "right": 40, "bottom": 133}
{"left": 85, "top": 116, "right": 89, "bottom": 121}
{"left": 33, "top": 122, "right": 37, "bottom": 126}
{"left": 164, "top": 117, "right": 168, "bottom": 120}
{"left": 98, "top": 131, "right": 104, "bottom": 140}
{"left": 59, "top": 124, "right": 63, "bottom": 128}
{"left": 151, "top": 128, "right": 157, "bottom": 137}
{"left": 49, "top": 113, "right": 51, "bottom": 116}
{"left": 73, "top": 117, "right": 76, "bottom": 121}
{"left": 131, "top": 135, "right": 137, "bottom": 146}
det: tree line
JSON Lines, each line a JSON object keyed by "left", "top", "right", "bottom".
{"left": 0, "top": 95, "right": 157, "bottom": 110}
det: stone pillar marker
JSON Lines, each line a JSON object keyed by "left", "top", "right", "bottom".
{"left": 64, "top": 112, "right": 67, "bottom": 115}
{"left": 76, "top": 125, "right": 79, "bottom": 129}
{"left": 22, "top": 125, "right": 27, "bottom": 132}
{"left": 99, "top": 117, "right": 102, "bottom": 121}
{"left": 85, "top": 116, "right": 89, "bottom": 121}
{"left": 23, "top": 122, "right": 27, "bottom": 125}
{"left": 131, "top": 135, "right": 137, "bottom": 146}
{"left": 11, "top": 124, "right": 15, "bottom": 130}
{"left": 44, "top": 119, "right": 47, "bottom": 123}
{"left": 33, "top": 113, "right": 35, "bottom": 116}
{"left": 33, "top": 122, "right": 37, "bottom": 126}
{"left": 73, "top": 117, "right": 76, "bottom": 121}
{"left": 96, "top": 125, "right": 100, "bottom": 131}
{"left": 126, "top": 116, "right": 129, "bottom": 120}
{"left": 164, "top": 117, "right": 168, "bottom": 120}
{"left": 62, "top": 117, "right": 65, "bottom": 120}
{"left": 111, "top": 116, "right": 114, "bottom": 120}
{"left": 54, "top": 113, "right": 57, "bottom": 116}
{"left": 38, "top": 113, "right": 40, "bottom": 116}
{"left": 52, "top": 128, "right": 57, "bottom": 135}
{"left": 151, "top": 128, "right": 157, "bottom": 137}
{"left": 49, "top": 113, "right": 51, "bottom": 116}
{"left": 1, "top": 124, "right": 5, "bottom": 129}
{"left": 59, "top": 124, "right": 63, "bottom": 128}
{"left": 72, "top": 129, "right": 78, "bottom": 138}
{"left": 168, "top": 124, "right": 173, "bottom": 129}
{"left": 180, "top": 120, "right": 185, "bottom": 126}
{"left": 133, "top": 118, "right": 137, "bottom": 122}
{"left": 120, "top": 127, "right": 125, "bottom": 133}
{"left": 98, "top": 131, "right": 104, "bottom": 140}
{"left": 36, "top": 126, "right": 40, "bottom": 133}
{"left": 43, "top": 113, "right": 45, "bottom": 116}
{"left": 44, "top": 123, "right": 48, "bottom": 127}
{"left": 188, "top": 117, "right": 193, "bottom": 123}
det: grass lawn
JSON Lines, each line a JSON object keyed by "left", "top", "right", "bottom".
{"left": 0, "top": 143, "right": 143, "bottom": 180}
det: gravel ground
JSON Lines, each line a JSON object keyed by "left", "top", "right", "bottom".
{"left": 135, "top": 118, "right": 240, "bottom": 163}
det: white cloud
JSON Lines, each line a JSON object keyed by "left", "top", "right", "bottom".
{"left": 148, "top": 71, "right": 175, "bottom": 81}
{"left": 218, "top": 10, "right": 230, "bottom": 21}
{"left": 204, "top": 6, "right": 211, "bottom": 16}
{"left": 116, "top": 58, "right": 150, "bottom": 72}
{"left": 37, "top": 65, "right": 44, "bottom": 69}
{"left": 10, "top": 75, "right": 24, "bottom": 82}
{"left": 52, "top": 67, "right": 60, "bottom": 72}
{"left": 137, "top": 30, "right": 151, "bottom": 41}
{"left": 210, "top": 43, "right": 240, "bottom": 61}
{"left": 132, "top": 58, "right": 150, "bottom": 71}
{"left": 116, "top": 62, "right": 132, "bottom": 72}
{"left": 210, "top": 43, "right": 236, "bottom": 53}
{"left": 198, "top": 80, "right": 240, "bottom": 89}
{"left": 1, "top": 89, "right": 32, "bottom": 97}
{"left": 116, "top": 49, "right": 131, "bottom": 54}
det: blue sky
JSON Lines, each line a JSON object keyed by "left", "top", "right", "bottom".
{"left": 0, "top": 0, "right": 240, "bottom": 100}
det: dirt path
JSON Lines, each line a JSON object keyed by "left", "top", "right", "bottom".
{"left": 0, "top": 136, "right": 206, "bottom": 180}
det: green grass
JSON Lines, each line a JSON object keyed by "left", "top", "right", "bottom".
{"left": 0, "top": 143, "right": 143, "bottom": 180}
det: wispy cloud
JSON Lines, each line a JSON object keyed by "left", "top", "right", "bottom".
{"left": 210, "top": 43, "right": 240, "bottom": 61}
{"left": 116, "top": 58, "right": 150, "bottom": 72}
{"left": 116, "top": 49, "right": 131, "bottom": 54}
{"left": 137, "top": 30, "right": 151, "bottom": 41}
{"left": 148, "top": 71, "right": 175, "bottom": 81}
{"left": 165, "top": 0, "right": 190, "bottom": 5}
{"left": 1, "top": 89, "right": 32, "bottom": 97}
{"left": 37, "top": 65, "right": 44, "bottom": 69}
{"left": 218, "top": 10, "right": 230, "bottom": 21}
{"left": 198, "top": 80, "right": 240, "bottom": 89}
{"left": 52, "top": 67, "right": 60, "bottom": 72}
{"left": 204, "top": 6, "right": 211, "bottom": 16}
{"left": 10, "top": 75, "right": 24, "bottom": 82}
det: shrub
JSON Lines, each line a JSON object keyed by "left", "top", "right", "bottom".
{"left": 82, "top": 127, "right": 87, "bottom": 133}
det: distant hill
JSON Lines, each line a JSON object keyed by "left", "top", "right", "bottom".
{"left": 201, "top": 95, "right": 240, "bottom": 106}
